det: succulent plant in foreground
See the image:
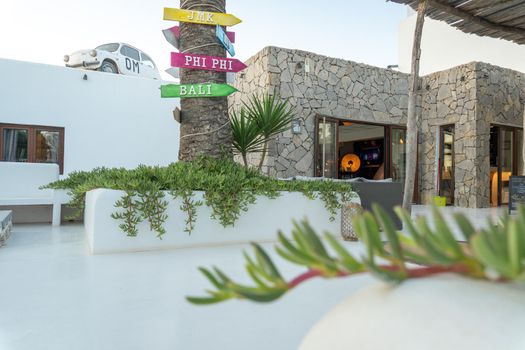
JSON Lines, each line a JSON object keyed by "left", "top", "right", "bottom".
{"left": 187, "top": 205, "right": 525, "bottom": 304}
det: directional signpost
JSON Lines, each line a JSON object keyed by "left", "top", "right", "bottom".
{"left": 162, "top": 28, "right": 180, "bottom": 50}
{"left": 161, "top": 7, "right": 242, "bottom": 102}
{"left": 161, "top": 83, "right": 237, "bottom": 98}
{"left": 164, "top": 8, "right": 241, "bottom": 26}
{"left": 216, "top": 24, "right": 235, "bottom": 57}
{"left": 162, "top": 26, "right": 236, "bottom": 50}
{"left": 171, "top": 52, "right": 246, "bottom": 73}
{"left": 171, "top": 26, "right": 234, "bottom": 43}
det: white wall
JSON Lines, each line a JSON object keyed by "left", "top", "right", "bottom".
{"left": 0, "top": 58, "right": 180, "bottom": 176}
{"left": 399, "top": 15, "right": 525, "bottom": 75}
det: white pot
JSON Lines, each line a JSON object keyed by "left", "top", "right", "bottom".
{"left": 300, "top": 274, "right": 525, "bottom": 350}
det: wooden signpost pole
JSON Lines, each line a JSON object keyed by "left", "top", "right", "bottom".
{"left": 177, "top": 0, "right": 232, "bottom": 161}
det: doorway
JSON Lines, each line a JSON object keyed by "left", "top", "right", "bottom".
{"left": 315, "top": 118, "right": 407, "bottom": 183}
{"left": 439, "top": 125, "right": 455, "bottom": 205}
{"left": 490, "top": 125, "right": 523, "bottom": 206}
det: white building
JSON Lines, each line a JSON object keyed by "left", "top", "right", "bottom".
{"left": 0, "top": 58, "right": 180, "bottom": 222}
{"left": 0, "top": 58, "right": 180, "bottom": 176}
{"left": 399, "top": 13, "right": 525, "bottom": 75}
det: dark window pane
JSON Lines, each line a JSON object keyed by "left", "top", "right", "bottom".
{"left": 120, "top": 45, "right": 140, "bottom": 61}
{"left": 35, "top": 130, "right": 59, "bottom": 164}
{"left": 2, "top": 129, "right": 28, "bottom": 162}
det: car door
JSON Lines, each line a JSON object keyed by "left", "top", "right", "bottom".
{"left": 119, "top": 45, "right": 141, "bottom": 77}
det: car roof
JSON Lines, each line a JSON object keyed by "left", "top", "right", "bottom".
{"left": 96, "top": 42, "right": 158, "bottom": 67}
{"left": 97, "top": 43, "right": 145, "bottom": 54}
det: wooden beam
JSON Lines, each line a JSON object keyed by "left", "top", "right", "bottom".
{"left": 403, "top": 0, "right": 427, "bottom": 212}
{"left": 427, "top": 0, "right": 525, "bottom": 38}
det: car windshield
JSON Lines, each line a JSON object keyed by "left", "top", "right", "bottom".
{"left": 95, "top": 43, "right": 119, "bottom": 52}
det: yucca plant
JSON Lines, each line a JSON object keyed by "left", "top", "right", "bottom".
{"left": 230, "top": 108, "right": 265, "bottom": 168}
{"left": 243, "top": 94, "right": 295, "bottom": 171}
{"left": 187, "top": 205, "right": 525, "bottom": 304}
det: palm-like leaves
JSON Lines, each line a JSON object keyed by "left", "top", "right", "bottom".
{"left": 230, "top": 108, "right": 266, "bottom": 167}
{"left": 231, "top": 94, "right": 295, "bottom": 170}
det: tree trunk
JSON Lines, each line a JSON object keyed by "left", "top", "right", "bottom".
{"left": 258, "top": 140, "right": 268, "bottom": 171}
{"left": 179, "top": 0, "right": 232, "bottom": 161}
{"left": 402, "top": 0, "right": 427, "bottom": 213}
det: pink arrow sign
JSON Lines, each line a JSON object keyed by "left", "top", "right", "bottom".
{"left": 168, "top": 26, "right": 235, "bottom": 43}
{"left": 171, "top": 52, "right": 247, "bottom": 73}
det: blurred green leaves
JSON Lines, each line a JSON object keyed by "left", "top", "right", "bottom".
{"left": 188, "top": 204, "right": 525, "bottom": 304}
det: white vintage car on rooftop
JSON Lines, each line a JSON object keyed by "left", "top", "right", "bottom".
{"left": 64, "top": 43, "right": 161, "bottom": 79}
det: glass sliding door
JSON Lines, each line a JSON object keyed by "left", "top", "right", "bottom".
{"left": 500, "top": 129, "right": 514, "bottom": 205}
{"left": 489, "top": 125, "right": 522, "bottom": 206}
{"left": 390, "top": 128, "right": 406, "bottom": 183}
{"left": 439, "top": 125, "right": 455, "bottom": 205}
{"left": 316, "top": 117, "right": 338, "bottom": 178}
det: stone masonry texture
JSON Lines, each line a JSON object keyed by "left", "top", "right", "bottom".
{"left": 230, "top": 46, "right": 525, "bottom": 208}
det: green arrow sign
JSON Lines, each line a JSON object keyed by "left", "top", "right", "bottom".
{"left": 161, "top": 83, "right": 237, "bottom": 98}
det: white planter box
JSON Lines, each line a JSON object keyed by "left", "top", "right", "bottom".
{"left": 85, "top": 189, "right": 359, "bottom": 254}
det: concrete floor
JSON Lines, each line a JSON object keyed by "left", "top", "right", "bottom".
{"left": 0, "top": 223, "right": 371, "bottom": 350}
{"left": 0, "top": 205, "right": 510, "bottom": 350}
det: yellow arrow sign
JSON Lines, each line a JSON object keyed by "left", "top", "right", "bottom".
{"left": 164, "top": 8, "right": 241, "bottom": 27}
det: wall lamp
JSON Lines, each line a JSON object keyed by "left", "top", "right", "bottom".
{"left": 291, "top": 119, "right": 302, "bottom": 134}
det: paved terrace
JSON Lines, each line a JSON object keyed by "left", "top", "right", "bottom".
{"left": 0, "top": 205, "right": 508, "bottom": 350}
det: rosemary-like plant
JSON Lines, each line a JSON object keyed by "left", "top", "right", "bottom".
{"left": 45, "top": 157, "right": 355, "bottom": 238}
{"left": 187, "top": 205, "right": 525, "bottom": 304}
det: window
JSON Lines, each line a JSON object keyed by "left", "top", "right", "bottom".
{"left": 0, "top": 123, "right": 65, "bottom": 173}
{"left": 140, "top": 52, "right": 156, "bottom": 69}
{"left": 95, "top": 43, "right": 120, "bottom": 52}
{"left": 120, "top": 45, "right": 140, "bottom": 61}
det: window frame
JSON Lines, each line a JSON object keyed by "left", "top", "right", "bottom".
{"left": 95, "top": 43, "right": 120, "bottom": 53}
{"left": 120, "top": 45, "right": 140, "bottom": 61}
{"left": 0, "top": 123, "right": 65, "bottom": 174}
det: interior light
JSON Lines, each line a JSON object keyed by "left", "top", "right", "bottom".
{"left": 399, "top": 137, "right": 404, "bottom": 145}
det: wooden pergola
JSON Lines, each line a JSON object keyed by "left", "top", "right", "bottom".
{"left": 388, "top": 0, "right": 525, "bottom": 211}
{"left": 391, "top": 0, "right": 525, "bottom": 44}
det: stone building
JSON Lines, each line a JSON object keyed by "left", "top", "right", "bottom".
{"left": 230, "top": 46, "right": 524, "bottom": 208}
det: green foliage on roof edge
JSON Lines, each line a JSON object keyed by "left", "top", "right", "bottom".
{"left": 187, "top": 204, "right": 525, "bottom": 305}
{"left": 45, "top": 156, "right": 355, "bottom": 237}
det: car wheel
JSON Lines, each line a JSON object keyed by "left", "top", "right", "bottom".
{"left": 98, "top": 61, "right": 118, "bottom": 74}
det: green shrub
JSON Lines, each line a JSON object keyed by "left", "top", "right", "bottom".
{"left": 46, "top": 157, "right": 355, "bottom": 237}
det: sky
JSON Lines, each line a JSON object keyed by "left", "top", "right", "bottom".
{"left": 0, "top": 0, "right": 407, "bottom": 80}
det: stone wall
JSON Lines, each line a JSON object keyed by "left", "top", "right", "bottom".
{"left": 476, "top": 63, "right": 525, "bottom": 207}
{"left": 231, "top": 46, "right": 409, "bottom": 177}
{"left": 419, "top": 63, "right": 479, "bottom": 207}
{"left": 419, "top": 62, "right": 525, "bottom": 207}
{"left": 231, "top": 46, "right": 525, "bottom": 208}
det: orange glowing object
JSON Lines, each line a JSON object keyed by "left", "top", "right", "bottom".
{"left": 341, "top": 153, "right": 361, "bottom": 173}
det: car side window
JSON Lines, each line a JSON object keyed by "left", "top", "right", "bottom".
{"left": 120, "top": 46, "right": 140, "bottom": 61}
{"left": 140, "top": 53, "right": 156, "bottom": 69}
